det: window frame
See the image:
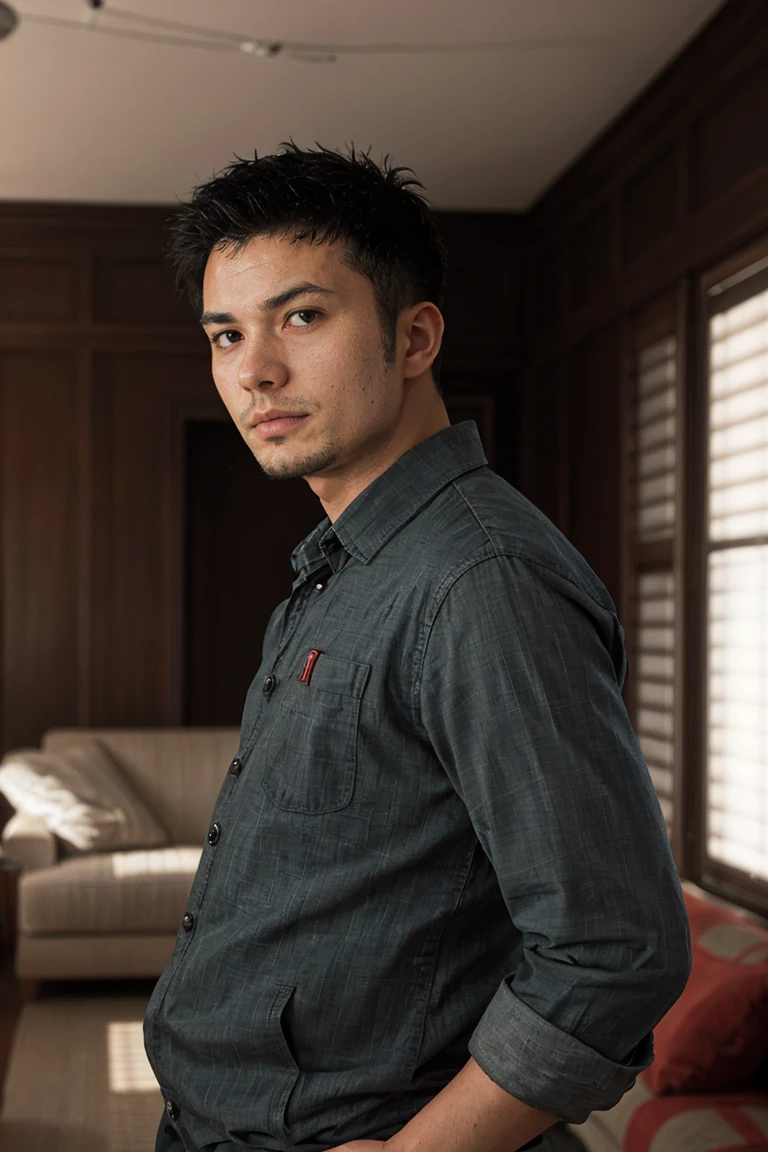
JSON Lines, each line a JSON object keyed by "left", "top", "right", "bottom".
{"left": 624, "top": 247, "right": 768, "bottom": 916}
{"left": 622, "top": 291, "right": 687, "bottom": 869}
{"left": 692, "top": 238, "right": 768, "bottom": 915}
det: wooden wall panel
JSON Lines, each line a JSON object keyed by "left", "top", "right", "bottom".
{"left": 0, "top": 257, "right": 77, "bottom": 323}
{"left": 691, "top": 61, "right": 768, "bottom": 212}
{"left": 438, "top": 213, "right": 524, "bottom": 366}
{"left": 622, "top": 145, "right": 679, "bottom": 264}
{"left": 93, "top": 258, "right": 191, "bottom": 326}
{"left": 569, "top": 201, "right": 614, "bottom": 307}
{"left": 0, "top": 352, "right": 80, "bottom": 749}
{"left": 531, "top": 242, "right": 563, "bottom": 333}
{"left": 566, "top": 327, "right": 622, "bottom": 603}
{"left": 441, "top": 249, "right": 518, "bottom": 355}
{"left": 88, "top": 351, "right": 211, "bottom": 727}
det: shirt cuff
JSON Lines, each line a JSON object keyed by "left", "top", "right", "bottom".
{"left": 467, "top": 980, "right": 654, "bottom": 1124}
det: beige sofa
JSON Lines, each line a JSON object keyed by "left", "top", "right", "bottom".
{"left": 1, "top": 727, "right": 238, "bottom": 987}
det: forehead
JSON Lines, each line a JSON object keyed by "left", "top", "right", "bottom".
{"left": 202, "top": 234, "right": 365, "bottom": 307}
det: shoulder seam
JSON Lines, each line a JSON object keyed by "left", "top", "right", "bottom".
{"left": 452, "top": 481, "right": 500, "bottom": 558}
{"left": 410, "top": 547, "right": 612, "bottom": 735}
{"left": 451, "top": 479, "right": 609, "bottom": 610}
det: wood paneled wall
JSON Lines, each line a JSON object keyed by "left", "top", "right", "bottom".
{"left": 0, "top": 205, "right": 523, "bottom": 753}
{"left": 519, "top": 0, "right": 768, "bottom": 607}
{"left": 7, "top": 0, "right": 763, "bottom": 753}
{"left": 0, "top": 206, "right": 211, "bottom": 752}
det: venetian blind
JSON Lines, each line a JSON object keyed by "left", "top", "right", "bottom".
{"left": 634, "top": 338, "right": 677, "bottom": 543}
{"left": 706, "top": 283, "right": 768, "bottom": 882}
{"left": 630, "top": 335, "right": 677, "bottom": 831}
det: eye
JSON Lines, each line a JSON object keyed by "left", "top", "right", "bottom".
{"left": 211, "top": 329, "right": 242, "bottom": 348}
{"left": 286, "top": 309, "right": 320, "bottom": 329}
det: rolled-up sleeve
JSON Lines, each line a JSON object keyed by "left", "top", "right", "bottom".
{"left": 418, "top": 552, "right": 691, "bottom": 1123}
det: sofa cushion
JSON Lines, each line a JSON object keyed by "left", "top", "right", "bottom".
{"left": 624, "top": 1092, "right": 768, "bottom": 1152}
{"left": 42, "top": 728, "right": 240, "bottom": 846}
{"left": 19, "top": 846, "right": 202, "bottom": 935}
{"left": 0, "top": 741, "right": 169, "bottom": 854}
{"left": 644, "top": 888, "right": 768, "bottom": 1094}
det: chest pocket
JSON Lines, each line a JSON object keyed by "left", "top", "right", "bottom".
{"left": 262, "top": 654, "right": 370, "bottom": 814}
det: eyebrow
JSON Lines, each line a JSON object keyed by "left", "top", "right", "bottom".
{"left": 200, "top": 282, "right": 335, "bottom": 326}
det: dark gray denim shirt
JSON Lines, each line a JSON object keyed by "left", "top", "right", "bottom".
{"left": 144, "top": 422, "right": 691, "bottom": 1151}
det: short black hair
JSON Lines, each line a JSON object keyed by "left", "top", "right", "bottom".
{"left": 166, "top": 142, "right": 448, "bottom": 386}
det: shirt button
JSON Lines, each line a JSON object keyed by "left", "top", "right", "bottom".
{"left": 263, "top": 674, "right": 277, "bottom": 694}
{"left": 206, "top": 822, "right": 221, "bottom": 846}
{"left": 182, "top": 913, "right": 195, "bottom": 932}
{"left": 229, "top": 757, "right": 242, "bottom": 776}
{"left": 315, "top": 582, "right": 324, "bottom": 590}
{"left": 165, "top": 1099, "right": 180, "bottom": 1121}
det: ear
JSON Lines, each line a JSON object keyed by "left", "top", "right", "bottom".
{"left": 401, "top": 302, "right": 444, "bottom": 380}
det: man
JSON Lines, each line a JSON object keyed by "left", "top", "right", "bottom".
{"left": 144, "top": 144, "right": 691, "bottom": 1152}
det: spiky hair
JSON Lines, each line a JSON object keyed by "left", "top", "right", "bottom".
{"left": 166, "top": 142, "right": 448, "bottom": 377}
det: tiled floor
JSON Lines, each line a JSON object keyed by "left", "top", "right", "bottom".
{"left": 0, "top": 983, "right": 161, "bottom": 1152}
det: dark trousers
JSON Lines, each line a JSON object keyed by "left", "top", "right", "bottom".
{"left": 155, "top": 1114, "right": 544, "bottom": 1151}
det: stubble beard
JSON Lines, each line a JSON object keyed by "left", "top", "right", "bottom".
{"left": 252, "top": 437, "right": 341, "bottom": 481}
{"left": 238, "top": 400, "right": 340, "bottom": 480}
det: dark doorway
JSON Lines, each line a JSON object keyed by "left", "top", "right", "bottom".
{"left": 183, "top": 420, "right": 321, "bottom": 725}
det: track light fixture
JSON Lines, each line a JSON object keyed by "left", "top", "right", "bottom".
{"left": 5, "top": 1, "right": 592, "bottom": 65}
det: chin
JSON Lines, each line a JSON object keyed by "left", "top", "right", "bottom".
{"left": 256, "top": 443, "right": 340, "bottom": 481}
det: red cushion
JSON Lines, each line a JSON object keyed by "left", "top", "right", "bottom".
{"left": 644, "top": 889, "right": 768, "bottom": 1094}
{"left": 625, "top": 1092, "right": 768, "bottom": 1152}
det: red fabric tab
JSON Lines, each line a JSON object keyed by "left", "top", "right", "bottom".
{"left": 299, "top": 649, "right": 321, "bottom": 684}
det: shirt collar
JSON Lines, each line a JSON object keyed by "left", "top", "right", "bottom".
{"left": 291, "top": 422, "right": 487, "bottom": 577}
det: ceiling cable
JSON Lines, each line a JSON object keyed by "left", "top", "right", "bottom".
{"left": 12, "top": 2, "right": 600, "bottom": 63}
{"left": 84, "top": 6, "right": 568, "bottom": 55}
{"left": 22, "top": 12, "right": 248, "bottom": 53}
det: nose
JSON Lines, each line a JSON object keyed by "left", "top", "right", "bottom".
{"left": 237, "top": 335, "right": 289, "bottom": 393}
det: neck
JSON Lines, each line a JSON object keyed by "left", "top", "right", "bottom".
{"left": 307, "top": 387, "right": 450, "bottom": 523}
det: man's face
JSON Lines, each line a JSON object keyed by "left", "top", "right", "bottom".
{"left": 201, "top": 234, "right": 404, "bottom": 482}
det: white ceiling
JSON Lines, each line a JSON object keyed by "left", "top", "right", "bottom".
{"left": 1, "top": 0, "right": 724, "bottom": 211}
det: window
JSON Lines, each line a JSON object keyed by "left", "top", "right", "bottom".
{"left": 705, "top": 268, "right": 768, "bottom": 888}
{"left": 624, "top": 257, "right": 768, "bottom": 914}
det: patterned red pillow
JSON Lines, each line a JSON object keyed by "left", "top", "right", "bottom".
{"left": 644, "top": 888, "right": 768, "bottom": 1094}
{"left": 624, "top": 1092, "right": 768, "bottom": 1152}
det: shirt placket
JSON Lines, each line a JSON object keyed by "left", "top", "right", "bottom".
{"left": 237, "top": 554, "right": 334, "bottom": 764}
{"left": 159, "top": 557, "right": 334, "bottom": 1022}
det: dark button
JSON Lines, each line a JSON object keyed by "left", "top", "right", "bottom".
{"left": 263, "top": 674, "right": 277, "bottom": 694}
{"left": 229, "top": 757, "right": 242, "bottom": 776}
{"left": 165, "top": 1099, "right": 180, "bottom": 1122}
{"left": 182, "top": 913, "right": 194, "bottom": 932}
{"left": 207, "top": 822, "right": 221, "bottom": 846}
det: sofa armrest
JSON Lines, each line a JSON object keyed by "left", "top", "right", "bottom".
{"left": 1, "top": 812, "right": 57, "bottom": 872}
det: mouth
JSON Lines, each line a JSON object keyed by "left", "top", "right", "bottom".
{"left": 251, "top": 413, "right": 309, "bottom": 438}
